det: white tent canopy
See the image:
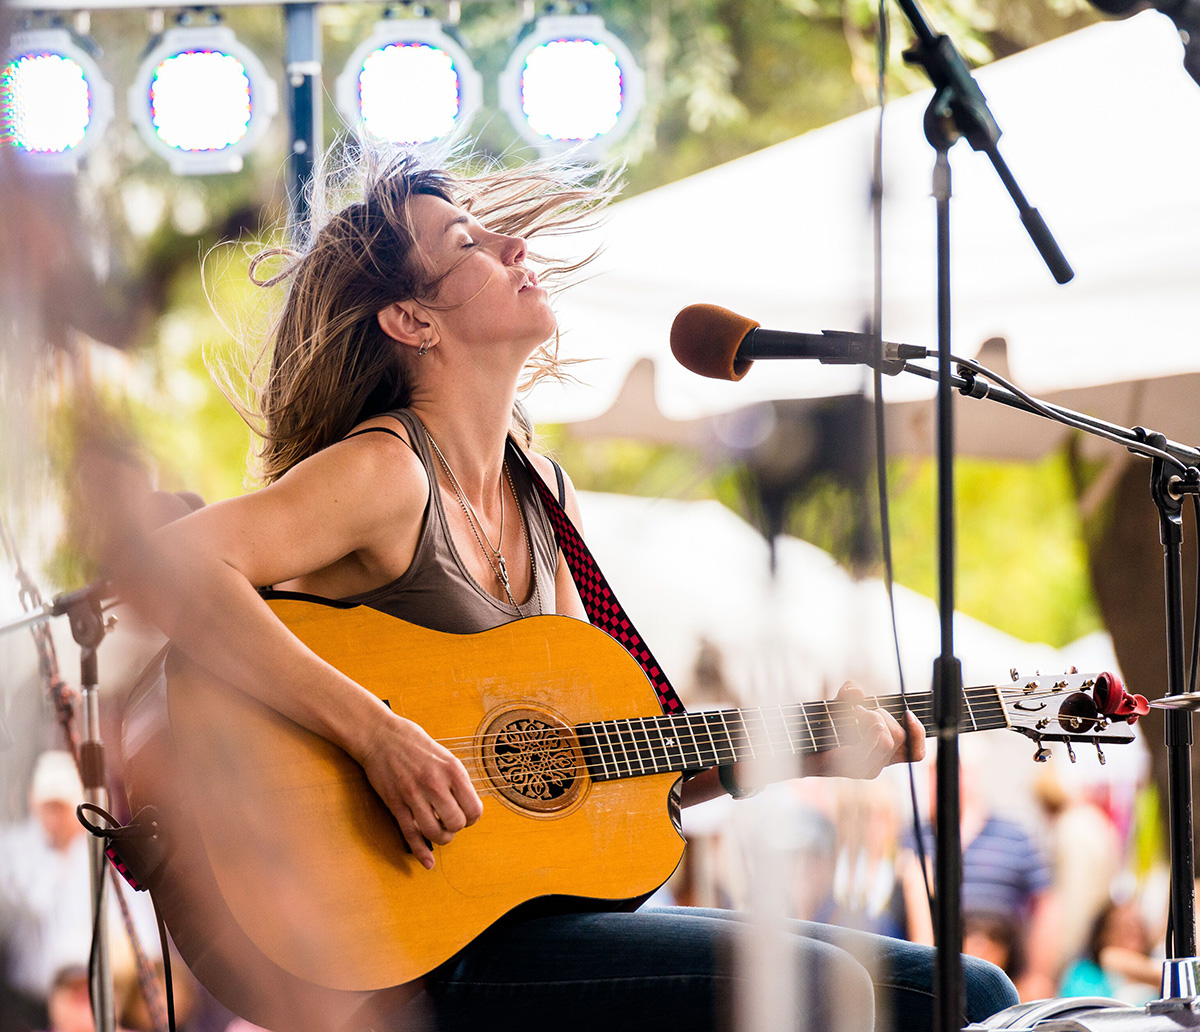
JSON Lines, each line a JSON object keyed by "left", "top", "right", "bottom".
{"left": 525, "top": 14, "right": 1200, "bottom": 424}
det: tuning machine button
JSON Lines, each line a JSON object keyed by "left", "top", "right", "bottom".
{"left": 1066, "top": 741, "right": 1077, "bottom": 764}
{"left": 1096, "top": 744, "right": 1106, "bottom": 765}
{"left": 1033, "top": 743, "right": 1052, "bottom": 763}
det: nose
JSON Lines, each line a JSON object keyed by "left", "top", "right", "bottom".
{"left": 500, "top": 233, "right": 527, "bottom": 266}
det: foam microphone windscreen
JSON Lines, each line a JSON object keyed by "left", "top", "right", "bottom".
{"left": 670, "top": 304, "right": 760, "bottom": 381}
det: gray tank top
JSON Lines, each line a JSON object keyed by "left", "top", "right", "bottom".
{"left": 332, "top": 409, "right": 558, "bottom": 632}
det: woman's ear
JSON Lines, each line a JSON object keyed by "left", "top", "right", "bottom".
{"left": 378, "top": 302, "right": 438, "bottom": 354}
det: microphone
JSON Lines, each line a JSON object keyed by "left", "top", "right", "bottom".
{"left": 669, "top": 304, "right": 929, "bottom": 382}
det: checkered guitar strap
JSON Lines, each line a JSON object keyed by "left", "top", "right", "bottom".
{"left": 509, "top": 446, "right": 684, "bottom": 715}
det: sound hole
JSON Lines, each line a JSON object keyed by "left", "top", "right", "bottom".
{"left": 480, "top": 708, "right": 584, "bottom": 814}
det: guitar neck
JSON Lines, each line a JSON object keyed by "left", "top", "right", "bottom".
{"left": 577, "top": 687, "right": 1008, "bottom": 783}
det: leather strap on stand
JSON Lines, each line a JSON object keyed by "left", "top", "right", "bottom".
{"left": 509, "top": 446, "right": 684, "bottom": 715}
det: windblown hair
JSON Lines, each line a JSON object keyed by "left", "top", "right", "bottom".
{"left": 213, "top": 147, "right": 617, "bottom": 484}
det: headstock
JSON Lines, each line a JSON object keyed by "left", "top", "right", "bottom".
{"left": 998, "top": 670, "right": 1145, "bottom": 765}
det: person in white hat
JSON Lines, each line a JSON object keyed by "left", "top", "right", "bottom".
{"left": 0, "top": 750, "right": 90, "bottom": 1027}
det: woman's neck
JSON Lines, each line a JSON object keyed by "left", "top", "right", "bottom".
{"left": 408, "top": 394, "right": 517, "bottom": 506}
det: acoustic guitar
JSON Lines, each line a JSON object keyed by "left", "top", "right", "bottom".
{"left": 121, "top": 596, "right": 1136, "bottom": 1031}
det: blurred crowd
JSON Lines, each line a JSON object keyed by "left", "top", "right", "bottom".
{"left": 652, "top": 641, "right": 1168, "bottom": 1010}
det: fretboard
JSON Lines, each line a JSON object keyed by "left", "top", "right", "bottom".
{"left": 576, "top": 688, "right": 1007, "bottom": 783}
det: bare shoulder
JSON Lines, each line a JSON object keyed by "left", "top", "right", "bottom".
{"left": 289, "top": 413, "right": 429, "bottom": 521}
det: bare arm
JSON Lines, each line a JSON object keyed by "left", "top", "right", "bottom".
{"left": 115, "top": 432, "right": 481, "bottom": 869}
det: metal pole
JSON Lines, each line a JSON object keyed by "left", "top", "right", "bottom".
{"left": 284, "top": 2, "right": 322, "bottom": 240}
{"left": 930, "top": 144, "right": 964, "bottom": 1032}
{"left": 80, "top": 655, "right": 115, "bottom": 1032}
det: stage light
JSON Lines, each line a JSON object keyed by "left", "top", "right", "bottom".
{"left": 336, "top": 19, "right": 481, "bottom": 146}
{"left": 130, "top": 24, "right": 278, "bottom": 175}
{"left": 2, "top": 29, "right": 114, "bottom": 173}
{"left": 499, "top": 14, "right": 644, "bottom": 155}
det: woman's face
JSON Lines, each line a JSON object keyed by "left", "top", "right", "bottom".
{"left": 407, "top": 192, "right": 556, "bottom": 356}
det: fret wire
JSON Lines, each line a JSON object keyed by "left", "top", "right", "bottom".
{"left": 583, "top": 723, "right": 611, "bottom": 780}
{"left": 627, "top": 718, "right": 648, "bottom": 776}
{"left": 962, "top": 687, "right": 977, "bottom": 732}
{"left": 717, "top": 709, "right": 744, "bottom": 763}
{"left": 824, "top": 700, "right": 841, "bottom": 748}
{"left": 702, "top": 711, "right": 723, "bottom": 767}
{"left": 801, "top": 703, "right": 820, "bottom": 755}
{"left": 667, "top": 715, "right": 690, "bottom": 769}
{"left": 637, "top": 717, "right": 661, "bottom": 773}
{"left": 682, "top": 713, "right": 707, "bottom": 768}
{"left": 655, "top": 719, "right": 674, "bottom": 771}
{"left": 615, "top": 719, "right": 642, "bottom": 776}
{"left": 600, "top": 720, "right": 628, "bottom": 778}
{"left": 741, "top": 710, "right": 760, "bottom": 761}
{"left": 779, "top": 703, "right": 798, "bottom": 756}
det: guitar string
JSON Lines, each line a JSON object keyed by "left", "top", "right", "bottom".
{"left": 436, "top": 707, "right": 1121, "bottom": 794}
{"left": 419, "top": 684, "right": 1099, "bottom": 751}
{"left": 430, "top": 702, "right": 1111, "bottom": 764}
{"left": 432, "top": 709, "right": 1115, "bottom": 781}
{"left": 423, "top": 691, "right": 1121, "bottom": 791}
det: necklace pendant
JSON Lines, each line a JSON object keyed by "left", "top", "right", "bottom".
{"left": 497, "top": 553, "right": 510, "bottom": 588}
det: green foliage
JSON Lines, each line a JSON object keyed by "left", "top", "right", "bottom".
{"left": 539, "top": 428, "right": 1101, "bottom": 647}
{"left": 881, "top": 452, "right": 1102, "bottom": 645}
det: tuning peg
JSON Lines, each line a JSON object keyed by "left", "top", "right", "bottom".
{"left": 1033, "top": 744, "right": 1052, "bottom": 763}
{"left": 1096, "top": 744, "right": 1106, "bottom": 766}
{"left": 1066, "top": 741, "right": 1077, "bottom": 764}
{"left": 1011, "top": 668, "right": 1020, "bottom": 682}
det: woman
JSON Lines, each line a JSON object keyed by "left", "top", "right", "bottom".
{"left": 128, "top": 152, "right": 1016, "bottom": 1032}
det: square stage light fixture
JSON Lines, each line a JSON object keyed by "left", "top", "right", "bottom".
{"left": 499, "top": 14, "right": 644, "bottom": 156}
{"left": 130, "top": 24, "right": 278, "bottom": 175}
{"left": 336, "top": 19, "right": 482, "bottom": 147}
{"left": 2, "top": 28, "right": 114, "bottom": 173}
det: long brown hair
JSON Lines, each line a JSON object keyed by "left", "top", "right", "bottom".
{"left": 214, "top": 147, "right": 617, "bottom": 484}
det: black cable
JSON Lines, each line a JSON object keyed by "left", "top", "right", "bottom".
{"left": 869, "top": 0, "right": 934, "bottom": 916}
{"left": 1190, "top": 494, "right": 1200, "bottom": 695}
{"left": 947, "top": 355, "right": 1190, "bottom": 474}
{"left": 77, "top": 802, "right": 177, "bottom": 1032}
{"left": 157, "top": 910, "right": 177, "bottom": 1032}
{"left": 87, "top": 854, "right": 104, "bottom": 1019}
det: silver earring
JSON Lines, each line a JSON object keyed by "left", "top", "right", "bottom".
{"left": 417, "top": 339, "right": 432, "bottom": 356}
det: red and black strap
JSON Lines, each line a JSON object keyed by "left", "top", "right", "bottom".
{"left": 512, "top": 448, "right": 683, "bottom": 715}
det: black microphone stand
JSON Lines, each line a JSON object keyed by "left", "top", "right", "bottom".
{"left": 0, "top": 579, "right": 120, "bottom": 1032}
{"left": 900, "top": 357, "right": 1200, "bottom": 1002}
{"left": 889, "top": 5, "right": 1073, "bottom": 1030}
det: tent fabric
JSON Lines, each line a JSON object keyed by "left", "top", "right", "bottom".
{"left": 525, "top": 14, "right": 1200, "bottom": 424}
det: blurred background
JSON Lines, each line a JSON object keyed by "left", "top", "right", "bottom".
{"left": 2, "top": 0, "right": 1199, "bottom": 1027}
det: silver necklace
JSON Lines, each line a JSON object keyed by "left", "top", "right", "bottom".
{"left": 425, "top": 428, "right": 539, "bottom": 611}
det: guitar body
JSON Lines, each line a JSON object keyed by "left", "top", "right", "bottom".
{"left": 122, "top": 599, "right": 685, "bottom": 1030}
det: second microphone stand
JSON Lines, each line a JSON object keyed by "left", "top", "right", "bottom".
{"left": 889, "top": 3, "right": 1074, "bottom": 1028}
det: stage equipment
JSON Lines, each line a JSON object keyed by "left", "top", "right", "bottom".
{"left": 0, "top": 579, "right": 123, "bottom": 1032}
{"left": 499, "top": 13, "right": 644, "bottom": 155}
{"left": 129, "top": 18, "right": 278, "bottom": 174}
{"left": 335, "top": 18, "right": 481, "bottom": 147}
{"left": 670, "top": 303, "right": 927, "bottom": 380}
{"left": 1, "top": 27, "right": 114, "bottom": 172}
{"left": 889, "top": 4, "right": 1074, "bottom": 1030}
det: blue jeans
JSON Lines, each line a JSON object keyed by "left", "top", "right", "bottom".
{"left": 389, "top": 905, "right": 1018, "bottom": 1032}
